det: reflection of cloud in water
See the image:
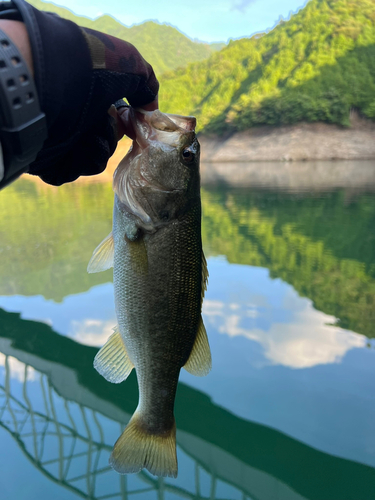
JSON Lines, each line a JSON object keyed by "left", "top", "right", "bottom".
{"left": 0, "top": 353, "right": 36, "bottom": 381}
{"left": 70, "top": 319, "right": 114, "bottom": 347}
{"left": 203, "top": 299, "right": 365, "bottom": 369}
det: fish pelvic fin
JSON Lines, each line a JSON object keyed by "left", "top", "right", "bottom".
{"left": 87, "top": 232, "right": 114, "bottom": 273}
{"left": 94, "top": 326, "right": 134, "bottom": 384}
{"left": 110, "top": 411, "right": 177, "bottom": 478}
{"left": 184, "top": 316, "right": 212, "bottom": 377}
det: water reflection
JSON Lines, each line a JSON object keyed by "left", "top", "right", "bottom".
{"left": 0, "top": 165, "right": 375, "bottom": 499}
{"left": 200, "top": 160, "right": 375, "bottom": 191}
{"left": 203, "top": 268, "right": 365, "bottom": 369}
{"left": 1, "top": 308, "right": 374, "bottom": 500}
{"left": 0, "top": 263, "right": 366, "bottom": 371}
{"left": 1, "top": 174, "right": 374, "bottom": 336}
{"left": 202, "top": 187, "right": 375, "bottom": 338}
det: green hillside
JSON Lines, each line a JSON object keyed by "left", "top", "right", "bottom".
{"left": 28, "top": 0, "right": 224, "bottom": 75}
{"left": 160, "top": 0, "right": 375, "bottom": 132}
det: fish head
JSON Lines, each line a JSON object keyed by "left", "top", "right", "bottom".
{"left": 113, "top": 109, "right": 200, "bottom": 229}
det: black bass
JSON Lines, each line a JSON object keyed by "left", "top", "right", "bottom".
{"left": 87, "top": 109, "right": 211, "bottom": 478}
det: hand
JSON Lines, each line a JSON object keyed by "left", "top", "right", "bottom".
{"left": 0, "top": 0, "right": 159, "bottom": 185}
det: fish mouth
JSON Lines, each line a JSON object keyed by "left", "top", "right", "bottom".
{"left": 164, "top": 113, "right": 196, "bottom": 132}
{"left": 127, "top": 108, "right": 196, "bottom": 193}
{"left": 131, "top": 109, "right": 196, "bottom": 150}
{"left": 113, "top": 142, "right": 183, "bottom": 227}
{"left": 113, "top": 109, "right": 197, "bottom": 228}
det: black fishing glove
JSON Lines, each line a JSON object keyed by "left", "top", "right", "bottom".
{"left": 10, "top": 0, "right": 159, "bottom": 185}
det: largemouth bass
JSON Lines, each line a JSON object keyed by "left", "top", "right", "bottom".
{"left": 87, "top": 109, "right": 211, "bottom": 478}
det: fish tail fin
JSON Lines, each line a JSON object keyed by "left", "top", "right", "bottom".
{"left": 110, "top": 411, "right": 177, "bottom": 478}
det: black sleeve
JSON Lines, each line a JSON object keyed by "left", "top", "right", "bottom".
{"left": 11, "top": 0, "right": 159, "bottom": 185}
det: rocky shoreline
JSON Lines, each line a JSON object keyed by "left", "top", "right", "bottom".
{"left": 199, "top": 114, "right": 375, "bottom": 163}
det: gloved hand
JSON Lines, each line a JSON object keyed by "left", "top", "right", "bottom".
{"left": 10, "top": 0, "right": 159, "bottom": 185}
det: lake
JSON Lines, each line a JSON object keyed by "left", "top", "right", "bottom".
{"left": 0, "top": 160, "right": 374, "bottom": 500}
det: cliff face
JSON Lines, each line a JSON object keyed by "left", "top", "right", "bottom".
{"left": 199, "top": 114, "right": 375, "bottom": 163}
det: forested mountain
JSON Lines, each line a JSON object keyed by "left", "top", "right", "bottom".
{"left": 160, "top": 0, "right": 375, "bottom": 132}
{"left": 28, "top": 0, "right": 224, "bottom": 75}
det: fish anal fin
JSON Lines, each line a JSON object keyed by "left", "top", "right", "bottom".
{"left": 87, "top": 232, "right": 114, "bottom": 274}
{"left": 110, "top": 411, "right": 177, "bottom": 478}
{"left": 184, "top": 316, "right": 212, "bottom": 377}
{"left": 94, "top": 326, "right": 134, "bottom": 383}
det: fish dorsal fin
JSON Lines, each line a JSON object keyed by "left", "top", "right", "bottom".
{"left": 87, "top": 232, "right": 114, "bottom": 274}
{"left": 94, "top": 326, "right": 134, "bottom": 383}
{"left": 184, "top": 317, "right": 212, "bottom": 377}
{"left": 201, "top": 251, "right": 209, "bottom": 304}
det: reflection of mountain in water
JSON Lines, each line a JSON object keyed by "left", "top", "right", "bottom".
{"left": 0, "top": 181, "right": 114, "bottom": 301}
{"left": 0, "top": 308, "right": 374, "bottom": 500}
{"left": 0, "top": 178, "right": 374, "bottom": 337}
{"left": 202, "top": 187, "right": 375, "bottom": 338}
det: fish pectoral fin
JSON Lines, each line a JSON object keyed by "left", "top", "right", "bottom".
{"left": 110, "top": 411, "right": 177, "bottom": 478}
{"left": 184, "top": 316, "right": 212, "bottom": 377}
{"left": 87, "top": 232, "right": 114, "bottom": 273}
{"left": 94, "top": 326, "right": 134, "bottom": 383}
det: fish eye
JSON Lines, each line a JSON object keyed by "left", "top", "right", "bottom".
{"left": 182, "top": 148, "right": 195, "bottom": 163}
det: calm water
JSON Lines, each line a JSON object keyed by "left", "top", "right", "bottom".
{"left": 0, "top": 162, "right": 375, "bottom": 500}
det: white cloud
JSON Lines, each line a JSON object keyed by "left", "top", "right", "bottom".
{"left": 0, "top": 353, "right": 36, "bottom": 382}
{"left": 229, "top": 303, "right": 240, "bottom": 311}
{"left": 232, "top": 0, "right": 257, "bottom": 12}
{"left": 69, "top": 319, "right": 115, "bottom": 347}
{"left": 203, "top": 300, "right": 225, "bottom": 317}
{"left": 203, "top": 299, "right": 366, "bottom": 369}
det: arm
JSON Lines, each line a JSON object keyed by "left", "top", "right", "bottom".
{"left": 0, "top": 20, "right": 34, "bottom": 76}
{"left": 0, "top": 0, "right": 159, "bottom": 188}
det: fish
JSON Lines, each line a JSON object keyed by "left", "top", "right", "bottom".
{"left": 87, "top": 108, "right": 211, "bottom": 478}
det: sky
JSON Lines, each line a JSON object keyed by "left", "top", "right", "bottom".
{"left": 48, "top": 0, "right": 309, "bottom": 43}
